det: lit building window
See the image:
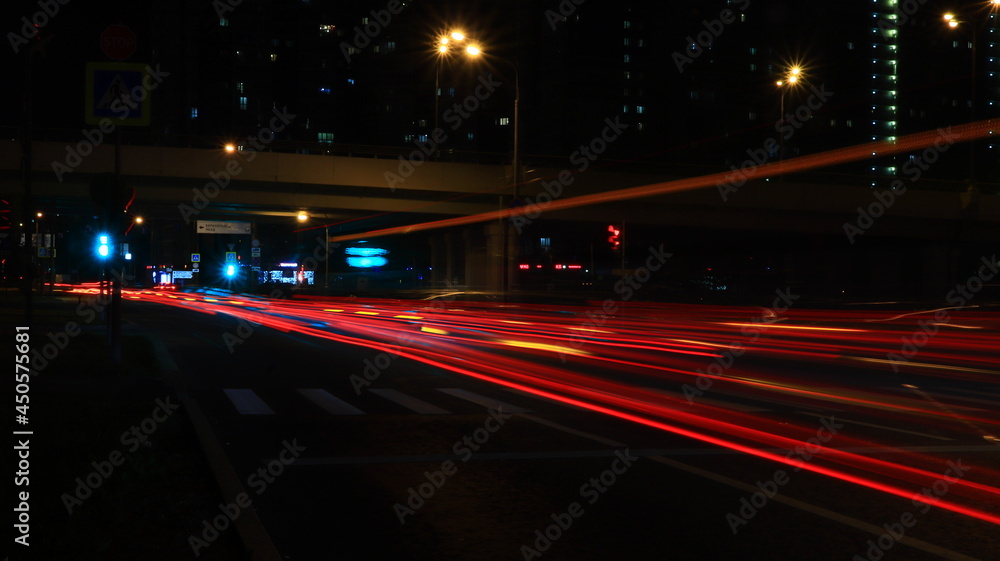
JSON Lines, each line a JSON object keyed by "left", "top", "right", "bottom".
{"left": 190, "top": 107, "right": 198, "bottom": 119}
{"left": 239, "top": 96, "right": 248, "bottom": 110}
{"left": 319, "top": 24, "right": 335, "bottom": 34}
{"left": 237, "top": 82, "right": 244, "bottom": 93}
{"left": 318, "top": 132, "right": 334, "bottom": 143}
{"left": 219, "top": 17, "right": 229, "bottom": 27}
{"left": 270, "top": 53, "right": 278, "bottom": 62}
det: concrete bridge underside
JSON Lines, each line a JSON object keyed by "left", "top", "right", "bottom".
{"left": 2, "top": 141, "right": 998, "bottom": 295}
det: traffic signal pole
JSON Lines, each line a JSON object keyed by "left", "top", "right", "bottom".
{"left": 110, "top": 128, "right": 122, "bottom": 364}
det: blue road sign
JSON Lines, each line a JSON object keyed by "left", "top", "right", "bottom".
{"left": 85, "top": 62, "right": 151, "bottom": 126}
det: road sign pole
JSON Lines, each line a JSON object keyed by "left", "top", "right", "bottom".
{"left": 109, "top": 127, "right": 122, "bottom": 365}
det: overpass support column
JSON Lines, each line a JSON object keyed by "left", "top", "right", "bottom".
{"left": 506, "top": 223, "right": 519, "bottom": 293}
{"left": 444, "top": 232, "right": 455, "bottom": 288}
{"left": 922, "top": 244, "right": 950, "bottom": 298}
{"left": 484, "top": 222, "right": 504, "bottom": 293}
{"left": 464, "top": 229, "right": 485, "bottom": 291}
{"left": 429, "top": 235, "right": 443, "bottom": 287}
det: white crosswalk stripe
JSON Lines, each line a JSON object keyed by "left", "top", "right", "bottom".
{"left": 297, "top": 389, "right": 366, "bottom": 415}
{"left": 223, "top": 389, "right": 275, "bottom": 415}
{"left": 436, "top": 388, "right": 531, "bottom": 413}
{"left": 369, "top": 388, "right": 451, "bottom": 414}
{"left": 642, "top": 387, "right": 769, "bottom": 412}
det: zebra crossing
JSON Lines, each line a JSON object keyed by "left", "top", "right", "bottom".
{"left": 218, "top": 385, "right": 775, "bottom": 418}
{"left": 220, "top": 387, "right": 536, "bottom": 417}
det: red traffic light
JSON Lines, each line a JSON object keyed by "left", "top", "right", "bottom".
{"left": 607, "top": 224, "right": 620, "bottom": 249}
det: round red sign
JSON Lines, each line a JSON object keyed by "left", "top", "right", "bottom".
{"left": 100, "top": 24, "right": 136, "bottom": 61}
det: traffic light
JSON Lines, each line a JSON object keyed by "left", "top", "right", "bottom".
{"left": 225, "top": 264, "right": 236, "bottom": 278}
{"left": 96, "top": 234, "right": 111, "bottom": 259}
{"left": 0, "top": 199, "right": 11, "bottom": 235}
{"left": 607, "top": 224, "right": 621, "bottom": 250}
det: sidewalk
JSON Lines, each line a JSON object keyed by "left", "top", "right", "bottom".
{"left": 3, "top": 294, "right": 247, "bottom": 560}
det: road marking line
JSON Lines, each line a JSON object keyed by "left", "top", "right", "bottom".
{"left": 949, "top": 388, "right": 1000, "bottom": 400}
{"left": 287, "top": 444, "right": 1000, "bottom": 466}
{"left": 511, "top": 411, "right": 982, "bottom": 561}
{"left": 798, "top": 412, "right": 955, "bottom": 441}
{"left": 437, "top": 388, "right": 531, "bottom": 413}
{"left": 642, "top": 455, "right": 982, "bottom": 561}
{"left": 643, "top": 387, "right": 769, "bottom": 412}
{"left": 151, "top": 343, "right": 282, "bottom": 561}
{"left": 223, "top": 389, "right": 275, "bottom": 415}
{"left": 297, "top": 389, "right": 365, "bottom": 415}
{"left": 369, "top": 389, "right": 450, "bottom": 415}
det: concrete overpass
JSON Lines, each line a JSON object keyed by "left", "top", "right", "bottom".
{"left": 2, "top": 139, "right": 998, "bottom": 295}
{"left": 3, "top": 139, "right": 998, "bottom": 230}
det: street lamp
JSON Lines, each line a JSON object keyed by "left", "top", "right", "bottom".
{"left": 943, "top": 1, "right": 1000, "bottom": 186}
{"left": 433, "top": 30, "right": 481, "bottom": 144}
{"left": 470, "top": 46, "right": 522, "bottom": 296}
{"left": 776, "top": 65, "right": 804, "bottom": 162}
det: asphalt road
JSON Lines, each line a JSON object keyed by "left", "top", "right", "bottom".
{"left": 115, "top": 290, "right": 999, "bottom": 561}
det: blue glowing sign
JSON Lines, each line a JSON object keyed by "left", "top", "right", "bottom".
{"left": 345, "top": 246, "right": 388, "bottom": 257}
{"left": 347, "top": 256, "right": 388, "bottom": 268}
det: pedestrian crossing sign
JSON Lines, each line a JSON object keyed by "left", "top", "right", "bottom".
{"left": 85, "top": 62, "right": 151, "bottom": 126}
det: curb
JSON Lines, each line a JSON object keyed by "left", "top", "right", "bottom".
{"left": 150, "top": 337, "right": 282, "bottom": 561}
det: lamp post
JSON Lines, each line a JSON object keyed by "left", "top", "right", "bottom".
{"left": 474, "top": 48, "right": 521, "bottom": 296}
{"left": 434, "top": 31, "right": 480, "bottom": 155}
{"left": 943, "top": 1, "right": 1000, "bottom": 187}
{"left": 775, "top": 65, "right": 802, "bottom": 162}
